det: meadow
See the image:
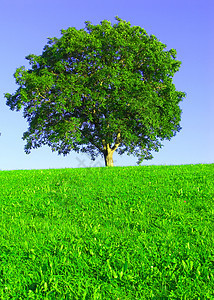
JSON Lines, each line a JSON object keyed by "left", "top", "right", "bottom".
{"left": 0, "top": 164, "right": 213, "bottom": 299}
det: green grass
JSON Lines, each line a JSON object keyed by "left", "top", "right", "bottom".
{"left": 0, "top": 164, "right": 213, "bottom": 299}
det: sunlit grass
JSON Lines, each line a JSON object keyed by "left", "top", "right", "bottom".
{"left": 0, "top": 164, "right": 213, "bottom": 299}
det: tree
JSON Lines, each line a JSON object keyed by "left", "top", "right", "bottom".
{"left": 5, "top": 17, "right": 186, "bottom": 167}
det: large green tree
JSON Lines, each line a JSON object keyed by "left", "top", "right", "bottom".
{"left": 5, "top": 17, "right": 186, "bottom": 167}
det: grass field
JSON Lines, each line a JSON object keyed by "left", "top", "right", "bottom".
{"left": 0, "top": 164, "right": 213, "bottom": 299}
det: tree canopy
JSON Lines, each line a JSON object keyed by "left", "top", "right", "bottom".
{"left": 5, "top": 17, "right": 186, "bottom": 166}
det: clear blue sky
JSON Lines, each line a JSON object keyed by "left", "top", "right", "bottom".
{"left": 0, "top": 0, "right": 213, "bottom": 170}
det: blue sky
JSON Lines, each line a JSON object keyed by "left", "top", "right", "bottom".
{"left": 0, "top": 0, "right": 213, "bottom": 170}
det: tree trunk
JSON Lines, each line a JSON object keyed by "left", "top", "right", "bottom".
{"left": 104, "top": 150, "right": 114, "bottom": 167}
{"left": 102, "top": 130, "right": 121, "bottom": 167}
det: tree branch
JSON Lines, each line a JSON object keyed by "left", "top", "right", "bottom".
{"left": 112, "top": 130, "right": 121, "bottom": 152}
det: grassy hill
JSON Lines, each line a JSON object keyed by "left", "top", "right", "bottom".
{"left": 0, "top": 164, "right": 213, "bottom": 299}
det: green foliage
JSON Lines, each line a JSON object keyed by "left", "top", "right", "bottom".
{"left": 5, "top": 17, "right": 186, "bottom": 165}
{"left": 0, "top": 164, "right": 213, "bottom": 298}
